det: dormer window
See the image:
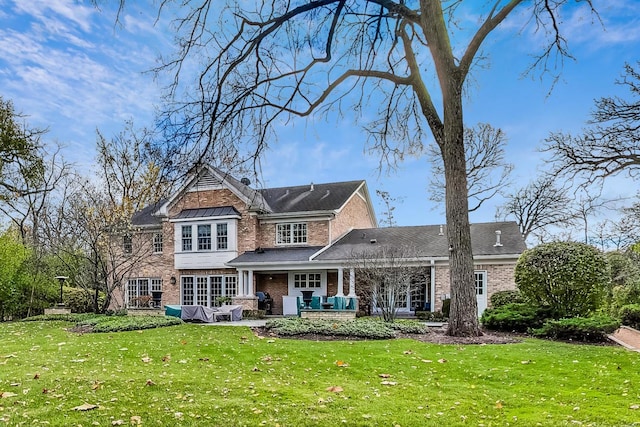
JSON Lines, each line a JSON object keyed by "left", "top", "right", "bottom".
{"left": 276, "top": 223, "right": 307, "bottom": 245}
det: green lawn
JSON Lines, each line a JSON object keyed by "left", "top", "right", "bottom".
{"left": 1, "top": 321, "right": 639, "bottom": 426}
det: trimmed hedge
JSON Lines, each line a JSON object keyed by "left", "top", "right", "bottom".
{"left": 530, "top": 316, "right": 620, "bottom": 342}
{"left": 490, "top": 290, "right": 524, "bottom": 308}
{"left": 76, "top": 315, "right": 183, "bottom": 333}
{"left": 264, "top": 318, "right": 428, "bottom": 339}
{"left": 619, "top": 304, "right": 640, "bottom": 330}
{"left": 480, "top": 303, "right": 551, "bottom": 332}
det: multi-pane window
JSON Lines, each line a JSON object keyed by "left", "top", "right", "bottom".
{"left": 127, "top": 278, "right": 161, "bottom": 307}
{"left": 123, "top": 234, "right": 132, "bottom": 254}
{"left": 182, "top": 226, "right": 192, "bottom": 251}
{"left": 475, "top": 271, "right": 486, "bottom": 296}
{"left": 180, "top": 223, "right": 230, "bottom": 252}
{"left": 153, "top": 233, "right": 163, "bottom": 254}
{"left": 181, "top": 275, "right": 237, "bottom": 307}
{"left": 293, "top": 272, "right": 321, "bottom": 288}
{"left": 276, "top": 223, "right": 307, "bottom": 245}
{"left": 196, "top": 276, "right": 208, "bottom": 306}
{"left": 198, "top": 225, "right": 212, "bottom": 250}
{"left": 216, "top": 223, "right": 228, "bottom": 250}
{"left": 182, "top": 277, "right": 194, "bottom": 305}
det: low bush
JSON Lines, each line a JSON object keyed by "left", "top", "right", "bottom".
{"left": 243, "top": 309, "right": 266, "bottom": 319}
{"left": 530, "top": 316, "right": 620, "bottom": 342}
{"left": 23, "top": 313, "right": 182, "bottom": 332}
{"left": 480, "top": 303, "right": 550, "bottom": 332}
{"left": 619, "top": 304, "right": 640, "bottom": 329}
{"left": 77, "top": 315, "right": 182, "bottom": 333}
{"left": 264, "top": 318, "right": 427, "bottom": 339}
{"left": 490, "top": 290, "right": 525, "bottom": 308}
{"left": 415, "top": 311, "right": 448, "bottom": 322}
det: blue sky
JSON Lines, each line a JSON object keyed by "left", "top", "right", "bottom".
{"left": 1, "top": 0, "right": 639, "bottom": 231}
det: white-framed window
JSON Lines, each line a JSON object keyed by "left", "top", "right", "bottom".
{"left": 198, "top": 224, "right": 212, "bottom": 250}
{"left": 475, "top": 271, "right": 487, "bottom": 296}
{"left": 127, "top": 278, "right": 162, "bottom": 307}
{"left": 181, "top": 275, "right": 237, "bottom": 307}
{"left": 181, "top": 276, "right": 194, "bottom": 305}
{"left": 216, "top": 223, "right": 228, "bottom": 250}
{"left": 293, "top": 272, "right": 322, "bottom": 288}
{"left": 182, "top": 225, "right": 192, "bottom": 251}
{"left": 153, "top": 233, "right": 163, "bottom": 254}
{"left": 276, "top": 223, "right": 307, "bottom": 245}
{"left": 123, "top": 234, "right": 132, "bottom": 254}
{"left": 179, "top": 222, "right": 231, "bottom": 253}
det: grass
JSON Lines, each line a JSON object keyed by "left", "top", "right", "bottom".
{"left": 1, "top": 320, "right": 639, "bottom": 426}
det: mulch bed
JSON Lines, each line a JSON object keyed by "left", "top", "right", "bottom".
{"left": 251, "top": 326, "right": 523, "bottom": 345}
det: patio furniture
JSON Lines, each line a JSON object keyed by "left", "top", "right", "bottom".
{"left": 301, "top": 290, "right": 314, "bottom": 308}
{"left": 216, "top": 304, "right": 243, "bottom": 321}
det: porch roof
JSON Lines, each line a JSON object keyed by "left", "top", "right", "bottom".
{"left": 228, "top": 246, "right": 325, "bottom": 265}
{"left": 313, "top": 221, "right": 525, "bottom": 261}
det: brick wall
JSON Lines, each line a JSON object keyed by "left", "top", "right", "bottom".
{"left": 432, "top": 262, "right": 517, "bottom": 312}
{"left": 256, "top": 273, "right": 288, "bottom": 315}
{"left": 332, "top": 191, "right": 375, "bottom": 241}
{"left": 257, "top": 220, "right": 330, "bottom": 247}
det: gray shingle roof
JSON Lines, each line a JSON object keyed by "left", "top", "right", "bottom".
{"left": 228, "top": 246, "right": 325, "bottom": 265}
{"left": 313, "top": 221, "right": 525, "bottom": 261}
{"left": 131, "top": 200, "right": 167, "bottom": 227}
{"left": 174, "top": 206, "right": 240, "bottom": 219}
{"left": 259, "top": 181, "right": 364, "bottom": 213}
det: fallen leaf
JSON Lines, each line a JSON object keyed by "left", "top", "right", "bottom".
{"left": 141, "top": 356, "right": 152, "bottom": 363}
{"left": 198, "top": 357, "right": 209, "bottom": 362}
{"left": 72, "top": 403, "right": 99, "bottom": 411}
{"left": 521, "top": 360, "right": 532, "bottom": 364}
{"left": 130, "top": 415, "right": 142, "bottom": 425}
{"left": 42, "top": 388, "right": 49, "bottom": 394}
{"left": 145, "top": 379, "right": 155, "bottom": 386}
{"left": 378, "top": 373, "right": 391, "bottom": 378}
{"left": 438, "top": 359, "right": 447, "bottom": 363}
{"left": 381, "top": 381, "right": 397, "bottom": 386}
{"left": 422, "top": 359, "right": 433, "bottom": 363}
{"left": 91, "top": 382, "right": 100, "bottom": 391}
{"left": 112, "top": 420, "right": 125, "bottom": 426}
{"left": 1, "top": 391, "right": 17, "bottom": 398}
{"left": 252, "top": 366, "right": 261, "bottom": 372}
{"left": 335, "top": 360, "right": 349, "bottom": 367}
{"left": 630, "top": 404, "right": 640, "bottom": 410}
{"left": 326, "top": 386, "right": 343, "bottom": 393}
{"left": 403, "top": 350, "right": 413, "bottom": 355}
{"left": 495, "top": 401, "right": 503, "bottom": 409}
{"left": 162, "top": 355, "right": 171, "bottom": 362}
{"left": 33, "top": 373, "right": 40, "bottom": 380}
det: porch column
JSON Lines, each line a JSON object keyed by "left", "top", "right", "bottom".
{"left": 348, "top": 268, "right": 356, "bottom": 297}
{"left": 430, "top": 260, "right": 436, "bottom": 312}
{"left": 247, "top": 270, "right": 254, "bottom": 297}
{"left": 335, "top": 267, "right": 345, "bottom": 296}
{"left": 237, "top": 270, "right": 245, "bottom": 296}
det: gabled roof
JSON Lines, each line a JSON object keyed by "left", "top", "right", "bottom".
{"left": 259, "top": 180, "right": 366, "bottom": 213}
{"left": 131, "top": 165, "right": 375, "bottom": 225}
{"left": 313, "top": 221, "right": 525, "bottom": 261}
{"left": 228, "top": 246, "right": 325, "bottom": 265}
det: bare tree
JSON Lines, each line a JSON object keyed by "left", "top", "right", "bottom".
{"left": 499, "top": 176, "right": 576, "bottom": 243}
{"left": 350, "top": 245, "right": 426, "bottom": 322}
{"left": 428, "top": 123, "right": 513, "bottom": 212}
{"left": 544, "top": 62, "right": 640, "bottom": 183}
{"left": 376, "top": 190, "right": 403, "bottom": 228}
{"left": 114, "top": 0, "right": 595, "bottom": 336}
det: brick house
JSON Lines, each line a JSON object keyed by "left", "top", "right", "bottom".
{"left": 112, "top": 165, "right": 525, "bottom": 316}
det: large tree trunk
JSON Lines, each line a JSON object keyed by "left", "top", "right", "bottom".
{"left": 441, "top": 80, "right": 480, "bottom": 337}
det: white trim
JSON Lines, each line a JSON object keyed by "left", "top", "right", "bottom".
{"left": 169, "top": 214, "right": 241, "bottom": 223}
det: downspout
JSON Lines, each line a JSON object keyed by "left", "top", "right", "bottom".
{"left": 430, "top": 259, "right": 436, "bottom": 312}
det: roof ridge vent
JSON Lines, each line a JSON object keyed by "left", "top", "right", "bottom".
{"left": 438, "top": 224, "right": 444, "bottom": 236}
{"left": 494, "top": 230, "right": 503, "bottom": 247}
{"left": 310, "top": 182, "right": 314, "bottom": 191}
